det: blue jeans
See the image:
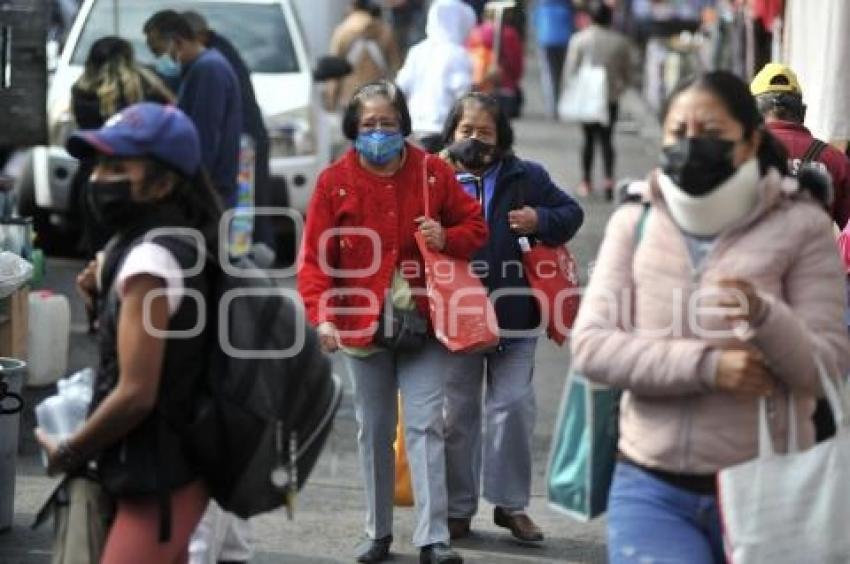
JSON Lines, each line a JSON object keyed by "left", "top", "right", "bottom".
{"left": 607, "top": 462, "right": 725, "bottom": 564}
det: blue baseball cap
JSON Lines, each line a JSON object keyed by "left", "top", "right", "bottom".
{"left": 67, "top": 103, "right": 201, "bottom": 177}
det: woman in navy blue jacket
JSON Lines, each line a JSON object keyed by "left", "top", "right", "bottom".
{"left": 438, "top": 92, "right": 584, "bottom": 543}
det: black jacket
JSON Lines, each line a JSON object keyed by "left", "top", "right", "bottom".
{"left": 91, "top": 212, "right": 210, "bottom": 498}
{"left": 473, "top": 156, "right": 584, "bottom": 333}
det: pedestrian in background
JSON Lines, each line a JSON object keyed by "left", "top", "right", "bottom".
{"left": 71, "top": 36, "right": 174, "bottom": 257}
{"left": 326, "top": 0, "right": 401, "bottom": 111}
{"left": 382, "top": 0, "right": 428, "bottom": 55}
{"left": 36, "top": 103, "right": 222, "bottom": 564}
{"left": 466, "top": 6, "right": 525, "bottom": 118}
{"left": 751, "top": 62, "right": 850, "bottom": 443}
{"left": 566, "top": 1, "right": 632, "bottom": 201}
{"left": 439, "top": 92, "right": 584, "bottom": 543}
{"left": 298, "top": 80, "right": 486, "bottom": 564}
{"left": 181, "top": 10, "right": 276, "bottom": 254}
{"left": 396, "top": 0, "right": 476, "bottom": 153}
{"left": 144, "top": 11, "right": 243, "bottom": 208}
{"left": 142, "top": 14, "right": 183, "bottom": 93}
{"left": 534, "top": 0, "right": 573, "bottom": 120}
{"left": 751, "top": 63, "right": 850, "bottom": 228}
{"left": 571, "top": 71, "right": 849, "bottom": 563}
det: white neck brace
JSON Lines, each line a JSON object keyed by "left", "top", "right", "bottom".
{"left": 657, "top": 158, "right": 761, "bottom": 237}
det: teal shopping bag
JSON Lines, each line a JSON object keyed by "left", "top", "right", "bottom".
{"left": 546, "top": 371, "right": 620, "bottom": 521}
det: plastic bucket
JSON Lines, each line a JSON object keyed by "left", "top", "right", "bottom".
{"left": 0, "top": 357, "right": 26, "bottom": 532}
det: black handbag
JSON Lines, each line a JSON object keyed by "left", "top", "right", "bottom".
{"left": 373, "top": 305, "right": 428, "bottom": 352}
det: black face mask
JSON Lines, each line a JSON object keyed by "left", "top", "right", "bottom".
{"left": 660, "top": 137, "right": 737, "bottom": 196}
{"left": 447, "top": 138, "right": 498, "bottom": 171}
{"left": 87, "top": 179, "right": 155, "bottom": 234}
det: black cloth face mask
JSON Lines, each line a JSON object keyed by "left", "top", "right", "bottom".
{"left": 660, "top": 137, "right": 737, "bottom": 196}
{"left": 87, "top": 179, "right": 156, "bottom": 235}
{"left": 447, "top": 138, "right": 498, "bottom": 171}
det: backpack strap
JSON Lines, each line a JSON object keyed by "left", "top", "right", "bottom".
{"left": 802, "top": 139, "right": 828, "bottom": 164}
{"left": 635, "top": 202, "right": 650, "bottom": 246}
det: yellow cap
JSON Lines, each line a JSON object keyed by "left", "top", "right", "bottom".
{"left": 750, "top": 63, "right": 802, "bottom": 96}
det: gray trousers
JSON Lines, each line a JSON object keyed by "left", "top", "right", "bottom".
{"left": 344, "top": 339, "right": 452, "bottom": 547}
{"left": 444, "top": 338, "right": 538, "bottom": 517}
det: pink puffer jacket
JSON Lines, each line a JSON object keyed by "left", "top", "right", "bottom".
{"left": 571, "top": 168, "right": 850, "bottom": 474}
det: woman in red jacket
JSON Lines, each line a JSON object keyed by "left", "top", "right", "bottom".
{"left": 297, "top": 80, "right": 487, "bottom": 564}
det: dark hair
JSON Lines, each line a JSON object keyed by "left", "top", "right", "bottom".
{"left": 755, "top": 92, "right": 806, "bottom": 124}
{"left": 440, "top": 92, "right": 515, "bottom": 154}
{"left": 142, "top": 160, "right": 223, "bottom": 244}
{"left": 352, "top": 0, "right": 381, "bottom": 17}
{"left": 180, "top": 10, "right": 210, "bottom": 37}
{"left": 588, "top": 1, "right": 613, "bottom": 26}
{"left": 85, "top": 36, "right": 134, "bottom": 75}
{"left": 342, "top": 80, "right": 412, "bottom": 140}
{"left": 662, "top": 71, "right": 789, "bottom": 176}
{"left": 144, "top": 10, "right": 196, "bottom": 42}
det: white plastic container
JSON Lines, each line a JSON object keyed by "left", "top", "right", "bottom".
{"left": 26, "top": 290, "right": 70, "bottom": 387}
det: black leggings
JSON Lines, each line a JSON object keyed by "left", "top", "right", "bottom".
{"left": 581, "top": 103, "right": 619, "bottom": 183}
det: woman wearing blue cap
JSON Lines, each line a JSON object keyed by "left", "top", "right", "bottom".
{"left": 35, "top": 103, "right": 221, "bottom": 563}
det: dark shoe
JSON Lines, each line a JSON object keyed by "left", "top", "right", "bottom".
{"left": 493, "top": 507, "right": 544, "bottom": 542}
{"left": 419, "top": 542, "right": 463, "bottom": 564}
{"left": 448, "top": 517, "right": 471, "bottom": 540}
{"left": 355, "top": 535, "right": 392, "bottom": 563}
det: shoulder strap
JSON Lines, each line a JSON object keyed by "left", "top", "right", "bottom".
{"left": 422, "top": 155, "right": 431, "bottom": 218}
{"left": 802, "top": 139, "right": 828, "bottom": 164}
{"left": 634, "top": 202, "right": 650, "bottom": 247}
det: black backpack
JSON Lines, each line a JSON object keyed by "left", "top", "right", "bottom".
{"left": 159, "top": 237, "right": 342, "bottom": 520}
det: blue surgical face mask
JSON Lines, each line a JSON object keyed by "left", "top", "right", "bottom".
{"left": 354, "top": 129, "right": 404, "bottom": 166}
{"left": 155, "top": 53, "right": 181, "bottom": 78}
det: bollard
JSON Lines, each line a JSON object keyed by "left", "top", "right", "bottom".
{"left": 0, "top": 357, "right": 26, "bottom": 532}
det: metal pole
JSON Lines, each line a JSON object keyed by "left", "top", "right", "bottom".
{"left": 493, "top": 7, "right": 503, "bottom": 67}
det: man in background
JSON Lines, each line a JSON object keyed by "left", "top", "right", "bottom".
{"left": 144, "top": 10, "right": 242, "bottom": 208}
{"left": 181, "top": 10, "right": 274, "bottom": 251}
{"left": 751, "top": 63, "right": 850, "bottom": 227}
{"left": 326, "top": 0, "right": 401, "bottom": 111}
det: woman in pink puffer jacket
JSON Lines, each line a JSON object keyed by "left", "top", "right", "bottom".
{"left": 571, "top": 71, "right": 850, "bottom": 564}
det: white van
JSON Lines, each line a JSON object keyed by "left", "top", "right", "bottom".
{"left": 20, "top": 0, "right": 335, "bottom": 250}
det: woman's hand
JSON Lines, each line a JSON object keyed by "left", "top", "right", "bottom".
{"left": 415, "top": 217, "right": 446, "bottom": 251}
{"left": 508, "top": 206, "right": 539, "bottom": 235}
{"left": 714, "top": 344, "right": 776, "bottom": 397}
{"left": 317, "top": 321, "right": 341, "bottom": 353}
{"left": 76, "top": 259, "right": 99, "bottom": 311}
{"left": 715, "top": 278, "right": 767, "bottom": 327}
{"left": 34, "top": 428, "right": 82, "bottom": 476}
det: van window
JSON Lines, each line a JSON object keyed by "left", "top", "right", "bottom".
{"left": 71, "top": 0, "right": 299, "bottom": 74}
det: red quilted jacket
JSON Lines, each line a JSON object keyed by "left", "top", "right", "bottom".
{"left": 297, "top": 144, "right": 488, "bottom": 347}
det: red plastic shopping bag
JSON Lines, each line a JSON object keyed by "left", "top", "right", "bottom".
{"left": 521, "top": 241, "right": 581, "bottom": 346}
{"left": 416, "top": 158, "right": 499, "bottom": 353}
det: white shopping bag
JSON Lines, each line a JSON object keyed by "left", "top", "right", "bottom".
{"left": 718, "top": 356, "right": 850, "bottom": 564}
{"left": 558, "top": 62, "right": 609, "bottom": 125}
